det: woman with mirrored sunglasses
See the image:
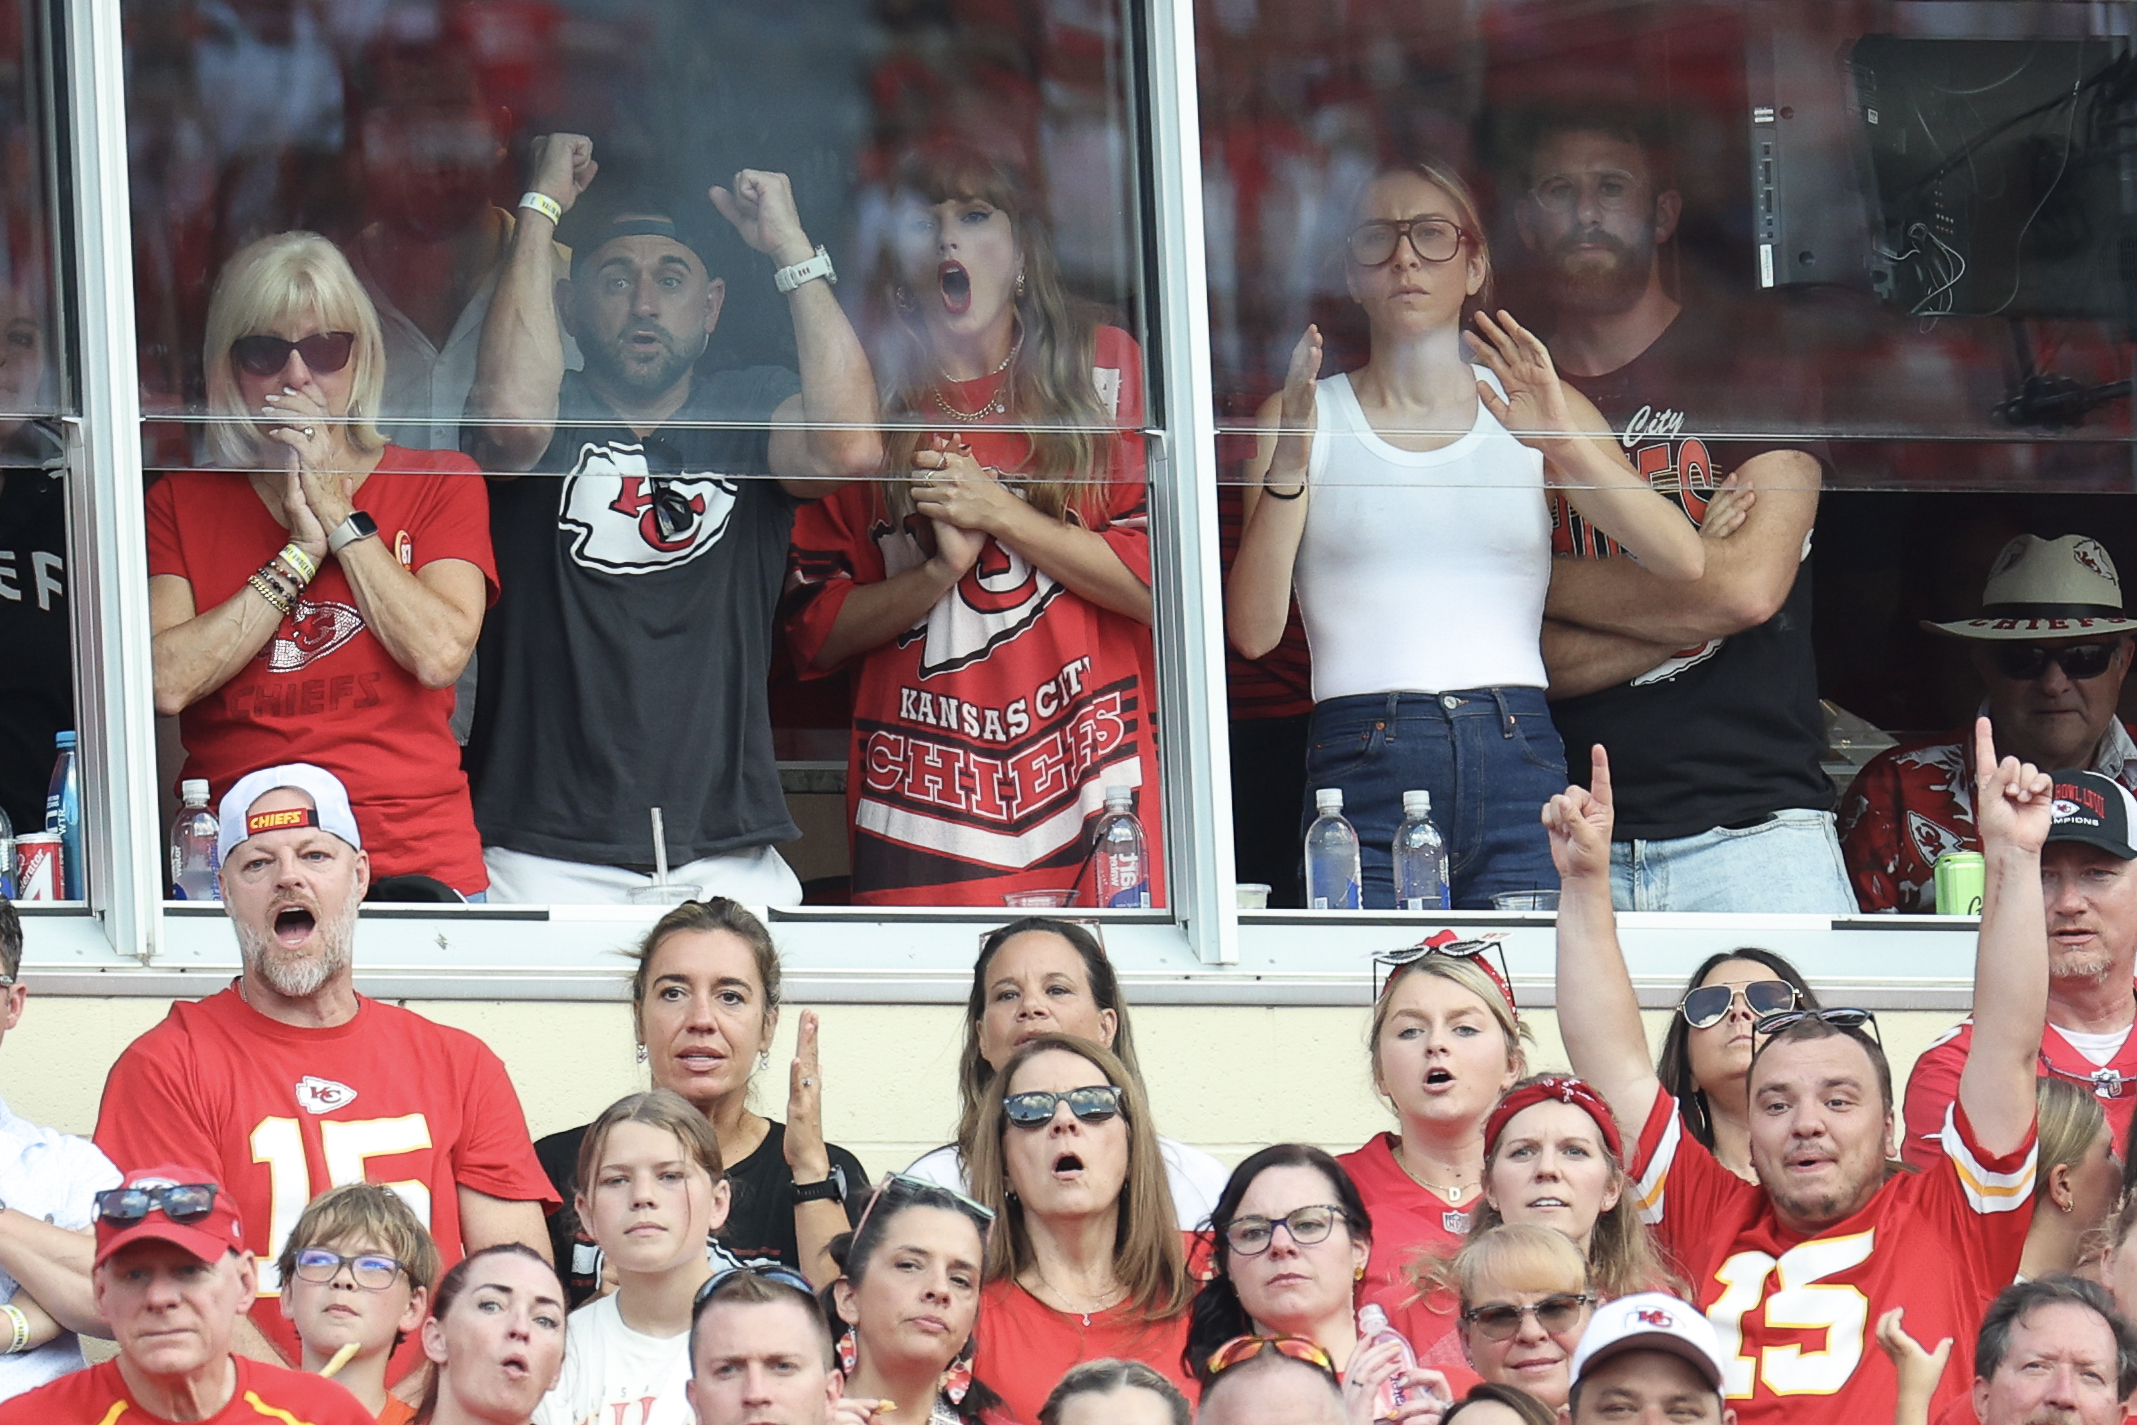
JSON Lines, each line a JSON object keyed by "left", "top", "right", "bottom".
{"left": 965, "top": 1033, "right": 1196, "bottom": 1423}
{"left": 1431, "top": 1226, "right": 1592, "bottom": 1414}
{"left": 1226, "top": 160, "right": 1706, "bottom": 909}
{"left": 1653, "top": 949, "right": 1819, "bottom": 1180}
{"left": 145, "top": 231, "right": 496, "bottom": 895}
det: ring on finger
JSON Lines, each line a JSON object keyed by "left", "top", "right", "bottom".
{"left": 800, "top": 1076, "right": 816, "bottom": 1087}
{"left": 302, "top": 427, "right": 316, "bottom": 437}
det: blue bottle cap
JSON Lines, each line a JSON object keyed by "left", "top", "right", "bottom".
{"left": 54, "top": 730, "right": 75, "bottom": 748}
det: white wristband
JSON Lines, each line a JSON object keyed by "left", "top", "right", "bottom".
{"left": 774, "top": 245, "right": 837, "bottom": 294}
{"left": 518, "top": 191, "right": 563, "bottom": 226}
{"left": 2, "top": 1302, "right": 28, "bottom": 1354}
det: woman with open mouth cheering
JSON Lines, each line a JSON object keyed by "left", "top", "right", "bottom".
{"left": 784, "top": 144, "right": 1162, "bottom": 908}
{"left": 411, "top": 1244, "right": 567, "bottom": 1425}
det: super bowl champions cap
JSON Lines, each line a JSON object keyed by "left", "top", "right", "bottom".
{"left": 216, "top": 763, "right": 364, "bottom": 864}
{"left": 2047, "top": 768, "right": 2137, "bottom": 861}
{"left": 1571, "top": 1291, "right": 1728, "bottom": 1391}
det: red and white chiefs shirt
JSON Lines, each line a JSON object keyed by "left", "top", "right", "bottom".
{"left": 1902, "top": 1013, "right": 2137, "bottom": 1169}
{"left": 94, "top": 987, "right": 558, "bottom": 1380}
{"left": 1630, "top": 1085, "right": 2033, "bottom": 1425}
{"left": 784, "top": 326, "right": 1163, "bottom": 906}
{"left": 1839, "top": 719, "right": 2137, "bottom": 913}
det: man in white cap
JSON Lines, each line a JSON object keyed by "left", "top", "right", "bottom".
{"left": 1842, "top": 533, "right": 2137, "bottom": 913}
{"left": 1566, "top": 1291, "right": 1735, "bottom": 1424}
{"left": 93, "top": 762, "right": 557, "bottom": 1383}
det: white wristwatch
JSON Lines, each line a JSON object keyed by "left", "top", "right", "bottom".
{"left": 774, "top": 245, "right": 837, "bottom": 294}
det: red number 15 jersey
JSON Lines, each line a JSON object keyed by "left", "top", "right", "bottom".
{"left": 1631, "top": 1085, "right": 2033, "bottom": 1425}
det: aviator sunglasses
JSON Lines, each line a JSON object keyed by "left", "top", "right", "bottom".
{"left": 230, "top": 331, "right": 356, "bottom": 378}
{"left": 1753, "top": 1006, "right": 1881, "bottom": 1046}
{"left": 1679, "top": 978, "right": 1799, "bottom": 1029}
{"left": 1003, "top": 1084, "right": 1126, "bottom": 1129}
{"left": 1991, "top": 642, "right": 2119, "bottom": 681}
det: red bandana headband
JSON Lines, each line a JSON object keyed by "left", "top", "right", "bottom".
{"left": 1484, "top": 1075, "right": 1624, "bottom": 1162}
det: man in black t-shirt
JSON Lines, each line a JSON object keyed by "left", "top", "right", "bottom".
{"left": 1514, "top": 109, "right": 1849, "bottom": 913}
{"left": 465, "top": 137, "right": 879, "bottom": 902}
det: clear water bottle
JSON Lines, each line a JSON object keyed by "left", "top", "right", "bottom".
{"left": 169, "top": 779, "right": 221, "bottom": 902}
{"left": 0, "top": 804, "right": 14, "bottom": 900}
{"left": 1091, "top": 785, "right": 1151, "bottom": 908}
{"left": 1358, "top": 1303, "right": 1420, "bottom": 1415}
{"left": 1303, "top": 788, "right": 1361, "bottom": 910}
{"left": 43, "top": 730, "right": 80, "bottom": 899}
{"left": 1392, "top": 789, "right": 1450, "bottom": 911}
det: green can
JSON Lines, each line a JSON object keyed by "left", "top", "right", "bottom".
{"left": 1935, "top": 850, "right": 1986, "bottom": 916}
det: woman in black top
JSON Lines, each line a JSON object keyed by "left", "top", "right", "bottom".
{"left": 535, "top": 897, "right": 865, "bottom": 1304}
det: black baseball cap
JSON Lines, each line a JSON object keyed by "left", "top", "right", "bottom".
{"left": 559, "top": 186, "right": 722, "bottom": 279}
{"left": 2047, "top": 768, "right": 2137, "bottom": 860}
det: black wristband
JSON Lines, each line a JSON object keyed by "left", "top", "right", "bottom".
{"left": 791, "top": 1173, "right": 844, "bottom": 1205}
{"left": 1261, "top": 480, "right": 1306, "bottom": 501}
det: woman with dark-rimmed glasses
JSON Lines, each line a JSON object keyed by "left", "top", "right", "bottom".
{"left": 1226, "top": 161, "right": 1705, "bottom": 909}
{"left": 965, "top": 1033, "right": 1195, "bottom": 1423}
{"left": 146, "top": 231, "right": 496, "bottom": 895}
{"left": 1654, "top": 949, "right": 1819, "bottom": 1180}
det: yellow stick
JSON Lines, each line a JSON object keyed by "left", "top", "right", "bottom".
{"left": 320, "top": 1342, "right": 361, "bottom": 1379}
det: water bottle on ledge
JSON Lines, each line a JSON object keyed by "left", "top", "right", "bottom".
{"left": 1091, "top": 786, "right": 1150, "bottom": 908}
{"left": 170, "top": 779, "right": 221, "bottom": 901}
{"left": 1393, "top": 789, "right": 1450, "bottom": 911}
{"left": 1304, "top": 788, "right": 1361, "bottom": 910}
{"left": 43, "top": 730, "right": 80, "bottom": 899}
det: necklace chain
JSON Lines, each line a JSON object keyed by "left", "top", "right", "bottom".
{"left": 1396, "top": 1147, "right": 1477, "bottom": 1202}
{"left": 930, "top": 327, "right": 1025, "bottom": 423}
{"left": 1025, "top": 1267, "right": 1123, "bottom": 1326}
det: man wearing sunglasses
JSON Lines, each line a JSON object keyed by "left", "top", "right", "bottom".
{"left": 0, "top": 1166, "right": 371, "bottom": 1423}
{"left": 1843, "top": 534, "right": 2137, "bottom": 914}
{"left": 463, "top": 139, "right": 879, "bottom": 906}
{"left": 1550, "top": 717, "right": 2052, "bottom": 1425}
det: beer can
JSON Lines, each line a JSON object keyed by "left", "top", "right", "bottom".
{"left": 1935, "top": 850, "right": 1986, "bottom": 917}
{"left": 14, "top": 832, "right": 61, "bottom": 902}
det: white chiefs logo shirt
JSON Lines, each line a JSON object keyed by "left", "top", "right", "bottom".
{"left": 557, "top": 440, "right": 740, "bottom": 575}
{"left": 295, "top": 1076, "right": 358, "bottom": 1115}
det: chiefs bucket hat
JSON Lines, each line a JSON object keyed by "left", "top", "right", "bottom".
{"left": 2047, "top": 768, "right": 2137, "bottom": 861}
{"left": 1571, "top": 1291, "right": 1728, "bottom": 1391}
{"left": 1924, "top": 534, "right": 2137, "bottom": 641}
{"left": 94, "top": 1165, "right": 246, "bottom": 1267}
{"left": 217, "top": 763, "right": 364, "bottom": 865}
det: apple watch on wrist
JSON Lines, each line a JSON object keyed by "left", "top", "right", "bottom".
{"left": 774, "top": 245, "right": 837, "bottom": 294}
{"left": 326, "top": 510, "right": 379, "bottom": 556}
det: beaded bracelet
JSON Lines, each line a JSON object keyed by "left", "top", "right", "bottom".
{"left": 248, "top": 570, "right": 293, "bottom": 618}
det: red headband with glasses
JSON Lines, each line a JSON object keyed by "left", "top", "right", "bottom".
{"left": 1376, "top": 930, "right": 1518, "bottom": 1017}
{"left": 1483, "top": 1075, "right": 1623, "bottom": 1162}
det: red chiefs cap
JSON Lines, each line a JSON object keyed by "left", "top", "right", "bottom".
{"left": 94, "top": 1166, "right": 246, "bottom": 1268}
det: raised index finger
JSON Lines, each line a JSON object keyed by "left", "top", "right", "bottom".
{"left": 1971, "top": 716, "right": 1999, "bottom": 795}
{"left": 1590, "top": 744, "right": 1613, "bottom": 809}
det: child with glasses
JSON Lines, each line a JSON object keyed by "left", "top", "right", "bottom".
{"left": 278, "top": 1183, "right": 440, "bottom": 1424}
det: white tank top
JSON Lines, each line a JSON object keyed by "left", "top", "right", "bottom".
{"left": 1293, "top": 369, "right": 1550, "bottom": 701}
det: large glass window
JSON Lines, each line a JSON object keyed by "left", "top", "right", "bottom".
{"left": 123, "top": 0, "right": 1164, "bottom": 913}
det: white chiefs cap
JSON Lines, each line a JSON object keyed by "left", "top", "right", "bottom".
{"left": 1570, "top": 1291, "right": 1728, "bottom": 1391}
{"left": 216, "top": 764, "right": 364, "bottom": 864}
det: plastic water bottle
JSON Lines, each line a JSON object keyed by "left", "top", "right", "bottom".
{"left": 1091, "top": 786, "right": 1151, "bottom": 908}
{"left": 0, "top": 805, "right": 14, "bottom": 900}
{"left": 43, "top": 730, "right": 80, "bottom": 899}
{"left": 1303, "top": 788, "right": 1361, "bottom": 910}
{"left": 169, "top": 780, "right": 221, "bottom": 902}
{"left": 1392, "top": 790, "right": 1450, "bottom": 911}
{"left": 1358, "top": 1303, "right": 1419, "bottom": 1415}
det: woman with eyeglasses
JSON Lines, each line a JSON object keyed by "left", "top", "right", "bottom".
{"left": 1654, "top": 950, "right": 1819, "bottom": 1180}
{"left": 784, "top": 142, "right": 1161, "bottom": 908}
{"left": 533, "top": 1090, "right": 735, "bottom": 1425}
{"left": 903, "top": 918, "right": 1229, "bottom": 1230}
{"left": 413, "top": 1243, "right": 567, "bottom": 1425}
{"left": 535, "top": 900, "right": 867, "bottom": 1304}
{"left": 1225, "top": 162, "right": 1705, "bottom": 908}
{"left": 147, "top": 231, "right": 496, "bottom": 896}
{"left": 1338, "top": 952, "right": 1527, "bottom": 1363}
{"left": 966, "top": 1033, "right": 1196, "bottom": 1422}
{"left": 1439, "top": 1226, "right": 1593, "bottom": 1414}
{"left": 820, "top": 1175, "right": 1008, "bottom": 1425}
{"left": 2018, "top": 1076, "right": 2118, "bottom": 1281}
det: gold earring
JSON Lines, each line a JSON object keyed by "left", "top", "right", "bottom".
{"left": 1354, "top": 1265, "right": 1365, "bottom": 1281}
{"left": 1015, "top": 271, "right": 1026, "bottom": 298}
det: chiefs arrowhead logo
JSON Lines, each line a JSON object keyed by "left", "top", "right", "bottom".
{"left": 1637, "top": 1308, "right": 1673, "bottom": 1327}
{"left": 267, "top": 598, "right": 364, "bottom": 672}
{"left": 295, "top": 1076, "right": 358, "bottom": 1115}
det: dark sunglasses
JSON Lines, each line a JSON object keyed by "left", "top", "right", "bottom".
{"left": 1461, "top": 1293, "right": 1594, "bottom": 1340}
{"left": 95, "top": 1182, "right": 219, "bottom": 1226}
{"left": 1680, "top": 979, "right": 1799, "bottom": 1029}
{"left": 292, "top": 1248, "right": 405, "bottom": 1290}
{"left": 1004, "top": 1084, "right": 1126, "bottom": 1129}
{"left": 1754, "top": 1006, "right": 1881, "bottom": 1046}
{"left": 1347, "top": 217, "right": 1470, "bottom": 267}
{"left": 1991, "top": 642, "right": 2119, "bottom": 681}
{"left": 1207, "top": 1334, "right": 1337, "bottom": 1379}
{"left": 230, "top": 331, "right": 356, "bottom": 378}
{"left": 1222, "top": 1204, "right": 1347, "bottom": 1257}
{"left": 692, "top": 1261, "right": 814, "bottom": 1311}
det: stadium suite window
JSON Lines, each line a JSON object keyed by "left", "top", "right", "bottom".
{"left": 121, "top": 0, "right": 1165, "bottom": 914}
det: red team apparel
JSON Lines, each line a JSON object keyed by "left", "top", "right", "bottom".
{"left": 93, "top": 988, "right": 558, "bottom": 1379}
{"left": 0, "top": 1356, "right": 374, "bottom": 1424}
{"left": 1335, "top": 1133, "right": 1470, "bottom": 1372}
{"left": 974, "top": 1278, "right": 1193, "bottom": 1425}
{"left": 784, "top": 326, "right": 1163, "bottom": 905}
{"left": 144, "top": 457, "right": 499, "bottom": 891}
{"left": 1629, "top": 1085, "right": 2034, "bottom": 1425}
{"left": 1902, "top": 1015, "right": 2137, "bottom": 1169}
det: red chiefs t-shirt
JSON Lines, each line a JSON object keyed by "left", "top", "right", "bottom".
{"left": 1630, "top": 1084, "right": 2033, "bottom": 1425}
{"left": 1902, "top": 1014, "right": 2137, "bottom": 1169}
{"left": 93, "top": 986, "right": 559, "bottom": 1380}
{"left": 0, "top": 1355, "right": 373, "bottom": 1424}
{"left": 145, "top": 453, "right": 498, "bottom": 891}
{"left": 1334, "top": 1133, "right": 1470, "bottom": 1372}
{"left": 975, "top": 1276, "right": 1194, "bottom": 1425}
{"left": 785, "top": 326, "right": 1163, "bottom": 906}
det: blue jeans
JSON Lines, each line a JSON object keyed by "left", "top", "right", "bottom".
{"left": 1608, "top": 809, "right": 1855, "bottom": 913}
{"left": 1303, "top": 689, "right": 1566, "bottom": 910}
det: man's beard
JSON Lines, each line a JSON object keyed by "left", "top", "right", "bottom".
{"left": 2052, "top": 946, "right": 2115, "bottom": 987}
{"left": 582, "top": 321, "right": 707, "bottom": 400}
{"left": 1544, "top": 224, "right": 1655, "bottom": 315}
{"left": 1756, "top": 1151, "right": 1883, "bottom": 1229}
{"left": 236, "top": 895, "right": 357, "bottom": 999}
